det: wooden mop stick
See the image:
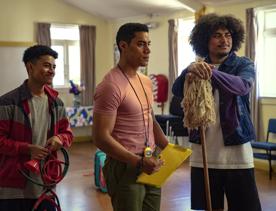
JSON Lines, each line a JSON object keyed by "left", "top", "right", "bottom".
{"left": 200, "top": 125, "right": 212, "bottom": 211}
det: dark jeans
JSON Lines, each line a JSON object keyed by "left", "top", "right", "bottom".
{"left": 191, "top": 167, "right": 262, "bottom": 211}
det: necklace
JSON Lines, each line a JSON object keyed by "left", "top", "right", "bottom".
{"left": 117, "top": 64, "right": 150, "bottom": 147}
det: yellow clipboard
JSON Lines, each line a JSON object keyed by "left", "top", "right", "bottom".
{"left": 136, "top": 143, "right": 192, "bottom": 187}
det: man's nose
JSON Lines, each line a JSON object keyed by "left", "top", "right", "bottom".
{"left": 221, "top": 36, "right": 228, "bottom": 42}
{"left": 144, "top": 45, "right": 151, "bottom": 54}
{"left": 48, "top": 67, "right": 55, "bottom": 74}
{"left": 49, "top": 65, "right": 56, "bottom": 71}
{"left": 220, "top": 34, "right": 231, "bottom": 43}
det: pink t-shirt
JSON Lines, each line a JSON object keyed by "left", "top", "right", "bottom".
{"left": 93, "top": 67, "right": 155, "bottom": 154}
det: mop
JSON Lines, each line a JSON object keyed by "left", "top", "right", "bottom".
{"left": 182, "top": 76, "right": 216, "bottom": 211}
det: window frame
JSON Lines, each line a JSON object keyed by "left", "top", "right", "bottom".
{"left": 50, "top": 24, "right": 80, "bottom": 89}
{"left": 256, "top": 7, "right": 276, "bottom": 97}
{"left": 177, "top": 17, "right": 196, "bottom": 76}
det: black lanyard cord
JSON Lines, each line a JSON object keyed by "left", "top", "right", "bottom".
{"left": 118, "top": 65, "right": 150, "bottom": 147}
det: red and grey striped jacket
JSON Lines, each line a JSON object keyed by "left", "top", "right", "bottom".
{"left": 0, "top": 80, "right": 73, "bottom": 188}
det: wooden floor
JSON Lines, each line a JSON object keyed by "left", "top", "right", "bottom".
{"left": 56, "top": 141, "right": 276, "bottom": 211}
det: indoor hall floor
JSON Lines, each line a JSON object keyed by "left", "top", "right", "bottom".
{"left": 56, "top": 141, "right": 276, "bottom": 211}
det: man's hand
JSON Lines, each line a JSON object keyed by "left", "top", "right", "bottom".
{"left": 141, "top": 157, "right": 164, "bottom": 175}
{"left": 28, "top": 144, "right": 49, "bottom": 160}
{"left": 46, "top": 136, "right": 63, "bottom": 151}
{"left": 187, "top": 61, "right": 214, "bottom": 80}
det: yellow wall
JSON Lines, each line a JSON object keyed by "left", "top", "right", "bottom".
{"left": 0, "top": 0, "right": 113, "bottom": 88}
{"left": 259, "top": 98, "right": 276, "bottom": 141}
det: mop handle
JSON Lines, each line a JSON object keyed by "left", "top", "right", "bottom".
{"left": 200, "top": 126, "right": 212, "bottom": 211}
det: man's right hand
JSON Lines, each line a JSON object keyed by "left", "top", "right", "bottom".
{"left": 141, "top": 156, "right": 164, "bottom": 175}
{"left": 187, "top": 61, "right": 214, "bottom": 80}
{"left": 28, "top": 144, "right": 49, "bottom": 160}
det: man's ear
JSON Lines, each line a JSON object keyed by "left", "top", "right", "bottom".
{"left": 25, "top": 62, "right": 33, "bottom": 74}
{"left": 119, "top": 41, "right": 128, "bottom": 52}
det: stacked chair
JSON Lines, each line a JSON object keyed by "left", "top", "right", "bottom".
{"left": 155, "top": 96, "right": 188, "bottom": 143}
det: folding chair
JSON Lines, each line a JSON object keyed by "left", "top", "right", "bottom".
{"left": 251, "top": 118, "right": 276, "bottom": 179}
{"left": 155, "top": 96, "right": 188, "bottom": 143}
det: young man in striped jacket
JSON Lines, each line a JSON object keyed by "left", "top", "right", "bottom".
{"left": 0, "top": 45, "right": 73, "bottom": 211}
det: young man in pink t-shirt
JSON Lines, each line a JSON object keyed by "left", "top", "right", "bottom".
{"left": 93, "top": 23, "right": 168, "bottom": 211}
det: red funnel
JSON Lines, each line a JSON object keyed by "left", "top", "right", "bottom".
{"left": 24, "top": 159, "right": 40, "bottom": 175}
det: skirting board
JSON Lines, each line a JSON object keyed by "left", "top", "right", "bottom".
{"left": 254, "top": 159, "right": 276, "bottom": 172}
{"left": 73, "top": 136, "right": 92, "bottom": 142}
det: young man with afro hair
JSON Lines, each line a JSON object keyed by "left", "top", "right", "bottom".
{"left": 173, "top": 13, "right": 261, "bottom": 211}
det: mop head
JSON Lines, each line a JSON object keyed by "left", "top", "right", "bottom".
{"left": 181, "top": 77, "right": 216, "bottom": 129}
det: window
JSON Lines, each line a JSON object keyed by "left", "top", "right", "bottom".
{"left": 50, "top": 24, "right": 80, "bottom": 88}
{"left": 256, "top": 7, "right": 276, "bottom": 97}
{"left": 177, "top": 18, "right": 195, "bottom": 76}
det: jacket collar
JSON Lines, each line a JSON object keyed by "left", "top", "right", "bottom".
{"left": 19, "top": 80, "right": 58, "bottom": 101}
{"left": 205, "top": 52, "right": 237, "bottom": 67}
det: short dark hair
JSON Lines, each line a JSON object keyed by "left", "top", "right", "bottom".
{"left": 22, "top": 45, "right": 58, "bottom": 64}
{"left": 189, "top": 13, "right": 245, "bottom": 57}
{"left": 116, "top": 23, "right": 149, "bottom": 52}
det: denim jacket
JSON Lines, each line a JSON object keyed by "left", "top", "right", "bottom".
{"left": 172, "top": 53, "right": 256, "bottom": 146}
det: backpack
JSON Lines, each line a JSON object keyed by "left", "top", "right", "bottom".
{"left": 94, "top": 150, "right": 107, "bottom": 193}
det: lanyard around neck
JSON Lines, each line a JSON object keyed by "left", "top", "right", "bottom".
{"left": 117, "top": 64, "right": 150, "bottom": 147}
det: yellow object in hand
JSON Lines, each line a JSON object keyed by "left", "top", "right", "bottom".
{"left": 137, "top": 143, "right": 192, "bottom": 187}
{"left": 144, "top": 147, "right": 152, "bottom": 158}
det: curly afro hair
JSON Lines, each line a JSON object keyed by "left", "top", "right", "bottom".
{"left": 189, "top": 13, "right": 245, "bottom": 58}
